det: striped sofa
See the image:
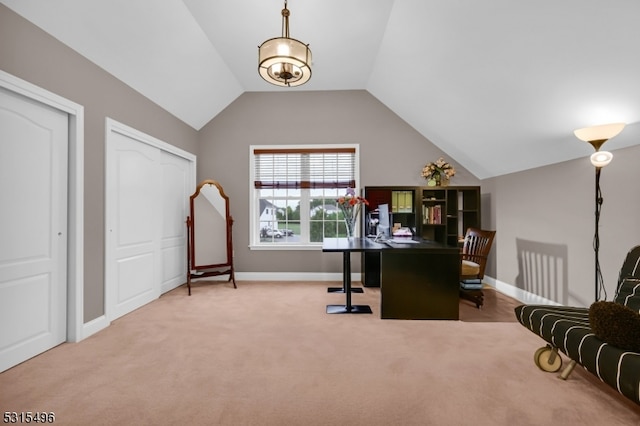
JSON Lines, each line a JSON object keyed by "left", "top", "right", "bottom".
{"left": 515, "top": 246, "right": 640, "bottom": 406}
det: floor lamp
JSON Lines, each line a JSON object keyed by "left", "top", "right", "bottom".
{"left": 573, "top": 122, "right": 625, "bottom": 301}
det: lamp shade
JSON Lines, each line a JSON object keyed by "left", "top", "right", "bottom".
{"left": 590, "top": 151, "right": 613, "bottom": 167}
{"left": 573, "top": 123, "right": 626, "bottom": 142}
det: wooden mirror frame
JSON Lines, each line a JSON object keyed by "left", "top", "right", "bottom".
{"left": 186, "top": 179, "right": 236, "bottom": 295}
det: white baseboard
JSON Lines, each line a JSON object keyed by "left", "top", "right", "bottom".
{"left": 484, "top": 276, "right": 562, "bottom": 306}
{"left": 194, "top": 272, "right": 560, "bottom": 306}
{"left": 191, "top": 272, "right": 360, "bottom": 282}
{"left": 237, "top": 272, "right": 360, "bottom": 281}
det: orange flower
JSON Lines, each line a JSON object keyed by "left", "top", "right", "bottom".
{"left": 336, "top": 189, "right": 368, "bottom": 225}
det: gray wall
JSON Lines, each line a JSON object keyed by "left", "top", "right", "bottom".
{"left": 197, "top": 90, "right": 480, "bottom": 273}
{"left": 1, "top": 6, "right": 200, "bottom": 322}
{"left": 482, "top": 143, "right": 640, "bottom": 306}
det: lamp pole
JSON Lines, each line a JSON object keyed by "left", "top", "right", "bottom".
{"left": 594, "top": 166, "right": 603, "bottom": 301}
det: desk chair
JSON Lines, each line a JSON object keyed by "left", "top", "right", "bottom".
{"left": 460, "top": 228, "right": 496, "bottom": 308}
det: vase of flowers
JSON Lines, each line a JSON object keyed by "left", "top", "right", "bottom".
{"left": 337, "top": 188, "right": 369, "bottom": 239}
{"left": 421, "top": 157, "right": 456, "bottom": 186}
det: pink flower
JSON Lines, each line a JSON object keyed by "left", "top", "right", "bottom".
{"left": 421, "top": 157, "right": 456, "bottom": 180}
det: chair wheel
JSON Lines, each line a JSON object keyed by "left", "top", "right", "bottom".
{"left": 534, "top": 346, "right": 562, "bottom": 372}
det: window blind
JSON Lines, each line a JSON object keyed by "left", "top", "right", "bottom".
{"left": 253, "top": 147, "right": 356, "bottom": 189}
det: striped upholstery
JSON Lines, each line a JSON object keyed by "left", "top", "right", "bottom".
{"left": 614, "top": 277, "right": 640, "bottom": 312}
{"left": 514, "top": 245, "right": 640, "bottom": 406}
{"left": 515, "top": 304, "right": 640, "bottom": 405}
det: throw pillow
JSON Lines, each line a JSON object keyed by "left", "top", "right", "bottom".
{"left": 614, "top": 277, "right": 640, "bottom": 313}
{"left": 589, "top": 301, "right": 640, "bottom": 352}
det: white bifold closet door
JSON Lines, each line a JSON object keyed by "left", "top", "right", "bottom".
{"left": 160, "top": 150, "right": 193, "bottom": 293}
{"left": 105, "top": 120, "right": 194, "bottom": 322}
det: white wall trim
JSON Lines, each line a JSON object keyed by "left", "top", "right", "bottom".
{"left": 199, "top": 272, "right": 562, "bottom": 304}
{"left": 105, "top": 118, "right": 197, "bottom": 162}
{"left": 248, "top": 143, "right": 361, "bottom": 250}
{"left": 484, "top": 276, "right": 562, "bottom": 306}
{"left": 0, "top": 70, "right": 85, "bottom": 343}
{"left": 192, "top": 272, "right": 360, "bottom": 282}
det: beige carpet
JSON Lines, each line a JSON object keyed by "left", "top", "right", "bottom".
{"left": 1, "top": 281, "right": 639, "bottom": 425}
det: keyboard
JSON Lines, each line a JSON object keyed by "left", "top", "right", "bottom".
{"left": 387, "top": 238, "right": 419, "bottom": 244}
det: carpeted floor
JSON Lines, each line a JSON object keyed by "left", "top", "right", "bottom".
{"left": 1, "top": 281, "right": 639, "bottom": 425}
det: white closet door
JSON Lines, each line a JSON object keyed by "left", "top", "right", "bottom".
{"left": 0, "top": 87, "right": 68, "bottom": 372}
{"left": 105, "top": 120, "right": 195, "bottom": 322}
{"left": 106, "top": 131, "right": 162, "bottom": 321}
{"left": 160, "top": 151, "right": 191, "bottom": 293}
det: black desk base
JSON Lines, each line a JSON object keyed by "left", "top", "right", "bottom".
{"left": 327, "top": 287, "right": 364, "bottom": 293}
{"left": 323, "top": 239, "right": 373, "bottom": 314}
{"left": 326, "top": 304, "right": 372, "bottom": 314}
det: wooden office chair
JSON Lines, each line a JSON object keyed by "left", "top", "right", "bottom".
{"left": 460, "top": 228, "right": 496, "bottom": 308}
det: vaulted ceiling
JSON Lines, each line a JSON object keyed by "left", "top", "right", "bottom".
{"left": 3, "top": 0, "right": 640, "bottom": 178}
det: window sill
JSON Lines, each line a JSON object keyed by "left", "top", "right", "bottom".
{"left": 248, "top": 244, "right": 323, "bottom": 251}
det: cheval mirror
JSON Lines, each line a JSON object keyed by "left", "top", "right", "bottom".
{"left": 186, "top": 179, "right": 236, "bottom": 295}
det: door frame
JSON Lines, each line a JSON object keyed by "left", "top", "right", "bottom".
{"left": 104, "top": 118, "right": 196, "bottom": 322}
{"left": 0, "top": 70, "right": 85, "bottom": 342}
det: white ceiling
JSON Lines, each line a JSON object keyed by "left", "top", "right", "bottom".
{"left": 3, "top": 0, "right": 640, "bottom": 178}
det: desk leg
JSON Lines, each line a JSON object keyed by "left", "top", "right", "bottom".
{"left": 327, "top": 251, "right": 363, "bottom": 293}
{"left": 327, "top": 251, "right": 371, "bottom": 314}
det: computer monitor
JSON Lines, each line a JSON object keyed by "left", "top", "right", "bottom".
{"left": 377, "top": 203, "right": 390, "bottom": 240}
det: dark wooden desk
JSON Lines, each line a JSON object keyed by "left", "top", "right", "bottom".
{"left": 379, "top": 240, "right": 460, "bottom": 320}
{"left": 323, "top": 237, "right": 461, "bottom": 319}
{"left": 322, "top": 238, "right": 386, "bottom": 314}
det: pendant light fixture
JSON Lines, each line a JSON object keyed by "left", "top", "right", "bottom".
{"left": 258, "top": 0, "right": 312, "bottom": 87}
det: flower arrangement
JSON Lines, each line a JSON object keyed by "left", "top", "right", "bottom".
{"left": 421, "top": 157, "right": 456, "bottom": 184}
{"left": 337, "top": 188, "right": 369, "bottom": 237}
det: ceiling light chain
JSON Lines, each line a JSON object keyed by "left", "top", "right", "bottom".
{"left": 258, "top": 0, "right": 312, "bottom": 87}
{"left": 282, "top": 1, "right": 290, "bottom": 39}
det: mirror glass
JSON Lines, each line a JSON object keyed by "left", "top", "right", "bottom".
{"left": 191, "top": 182, "right": 229, "bottom": 268}
{"left": 187, "top": 179, "right": 235, "bottom": 295}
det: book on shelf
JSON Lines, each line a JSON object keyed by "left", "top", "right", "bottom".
{"left": 392, "top": 190, "right": 413, "bottom": 212}
{"left": 422, "top": 204, "right": 442, "bottom": 224}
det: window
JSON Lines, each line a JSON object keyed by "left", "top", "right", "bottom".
{"left": 249, "top": 144, "right": 360, "bottom": 249}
